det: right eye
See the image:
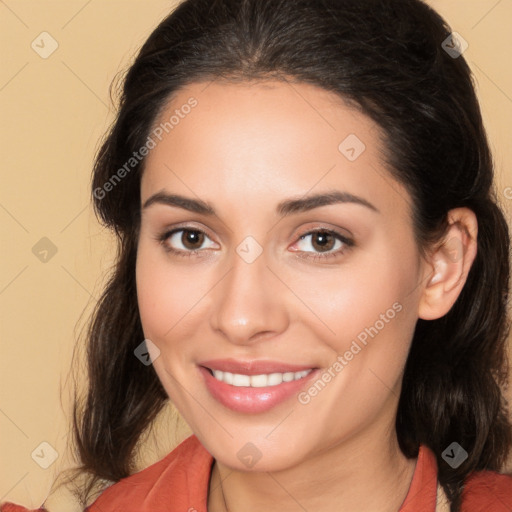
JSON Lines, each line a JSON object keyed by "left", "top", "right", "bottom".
{"left": 159, "top": 228, "right": 218, "bottom": 256}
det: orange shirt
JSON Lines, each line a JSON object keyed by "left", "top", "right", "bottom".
{"left": 2, "top": 435, "right": 511, "bottom": 511}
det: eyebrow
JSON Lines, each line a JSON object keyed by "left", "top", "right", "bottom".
{"left": 143, "top": 192, "right": 214, "bottom": 215}
{"left": 142, "top": 190, "right": 379, "bottom": 216}
{"left": 277, "top": 191, "right": 378, "bottom": 216}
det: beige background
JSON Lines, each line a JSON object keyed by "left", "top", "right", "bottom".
{"left": 1, "top": 0, "right": 511, "bottom": 510}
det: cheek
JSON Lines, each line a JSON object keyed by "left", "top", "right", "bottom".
{"left": 135, "top": 240, "right": 209, "bottom": 408}
{"left": 287, "top": 257, "right": 419, "bottom": 437}
{"left": 287, "top": 240, "right": 421, "bottom": 353}
{"left": 136, "top": 244, "right": 173, "bottom": 339}
{"left": 136, "top": 239, "right": 212, "bottom": 342}
{"left": 286, "top": 239, "right": 422, "bottom": 421}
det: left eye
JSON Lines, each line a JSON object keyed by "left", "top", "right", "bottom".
{"left": 164, "top": 229, "right": 217, "bottom": 252}
{"left": 294, "top": 231, "right": 348, "bottom": 253}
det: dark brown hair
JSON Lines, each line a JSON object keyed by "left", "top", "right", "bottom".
{"left": 72, "top": 0, "right": 512, "bottom": 509}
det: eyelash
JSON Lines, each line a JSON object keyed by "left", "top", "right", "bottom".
{"left": 157, "top": 228, "right": 212, "bottom": 259}
{"left": 294, "top": 230, "right": 354, "bottom": 261}
{"left": 157, "top": 227, "right": 354, "bottom": 261}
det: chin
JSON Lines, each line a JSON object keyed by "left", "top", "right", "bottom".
{"left": 198, "top": 430, "right": 314, "bottom": 473}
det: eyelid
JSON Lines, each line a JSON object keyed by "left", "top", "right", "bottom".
{"left": 159, "top": 221, "right": 217, "bottom": 241}
{"left": 157, "top": 225, "right": 220, "bottom": 256}
{"left": 291, "top": 222, "right": 354, "bottom": 243}
{"left": 156, "top": 222, "right": 354, "bottom": 261}
{"left": 288, "top": 227, "right": 354, "bottom": 260}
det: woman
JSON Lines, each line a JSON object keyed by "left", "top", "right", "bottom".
{"left": 3, "top": 0, "right": 511, "bottom": 510}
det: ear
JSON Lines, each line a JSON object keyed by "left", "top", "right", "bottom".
{"left": 418, "top": 208, "right": 478, "bottom": 321}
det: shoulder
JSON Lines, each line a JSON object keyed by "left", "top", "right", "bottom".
{"left": 1, "top": 437, "right": 212, "bottom": 512}
{"left": 87, "top": 434, "right": 213, "bottom": 511}
{"left": 0, "top": 505, "right": 45, "bottom": 512}
{"left": 461, "top": 470, "right": 512, "bottom": 511}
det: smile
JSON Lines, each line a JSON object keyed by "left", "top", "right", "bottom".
{"left": 198, "top": 360, "right": 318, "bottom": 413}
{"left": 210, "top": 369, "right": 312, "bottom": 387}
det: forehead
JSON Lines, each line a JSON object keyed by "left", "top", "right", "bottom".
{"left": 141, "top": 80, "right": 410, "bottom": 218}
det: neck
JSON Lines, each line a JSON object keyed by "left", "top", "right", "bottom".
{"left": 208, "top": 424, "right": 417, "bottom": 512}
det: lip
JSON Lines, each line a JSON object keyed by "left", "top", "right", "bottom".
{"left": 198, "top": 359, "right": 319, "bottom": 414}
{"left": 199, "top": 358, "right": 316, "bottom": 375}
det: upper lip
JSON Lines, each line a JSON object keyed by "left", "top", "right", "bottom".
{"left": 199, "top": 358, "right": 317, "bottom": 375}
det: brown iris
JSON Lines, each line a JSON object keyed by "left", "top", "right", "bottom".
{"left": 310, "top": 231, "right": 335, "bottom": 252}
{"left": 181, "top": 230, "right": 205, "bottom": 250}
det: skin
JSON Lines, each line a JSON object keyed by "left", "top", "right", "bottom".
{"left": 136, "top": 79, "right": 477, "bottom": 512}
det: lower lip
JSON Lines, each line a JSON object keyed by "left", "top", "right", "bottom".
{"left": 199, "top": 366, "right": 318, "bottom": 414}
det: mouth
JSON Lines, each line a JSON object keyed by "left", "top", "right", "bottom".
{"left": 198, "top": 359, "right": 319, "bottom": 413}
{"left": 206, "top": 367, "right": 313, "bottom": 387}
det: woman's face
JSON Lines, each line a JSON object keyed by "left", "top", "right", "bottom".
{"left": 136, "top": 80, "right": 430, "bottom": 471}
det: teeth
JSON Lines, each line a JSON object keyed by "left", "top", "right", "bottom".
{"left": 282, "top": 372, "right": 295, "bottom": 382}
{"left": 250, "top": 374, "right": 268, "bottom": 387}
{"left": 232, "top": 373, "right": 250, "bottom": 386}
{"left": 211, "top": 369, "right": 312, "bottom": 387}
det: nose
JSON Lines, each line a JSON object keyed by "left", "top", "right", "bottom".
{"left": 209, "top": 248, "right": 290, "bottom": 345}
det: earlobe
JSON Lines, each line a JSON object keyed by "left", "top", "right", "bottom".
{"left": 418, "top": 208, "right": 478, "bottom": 321}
